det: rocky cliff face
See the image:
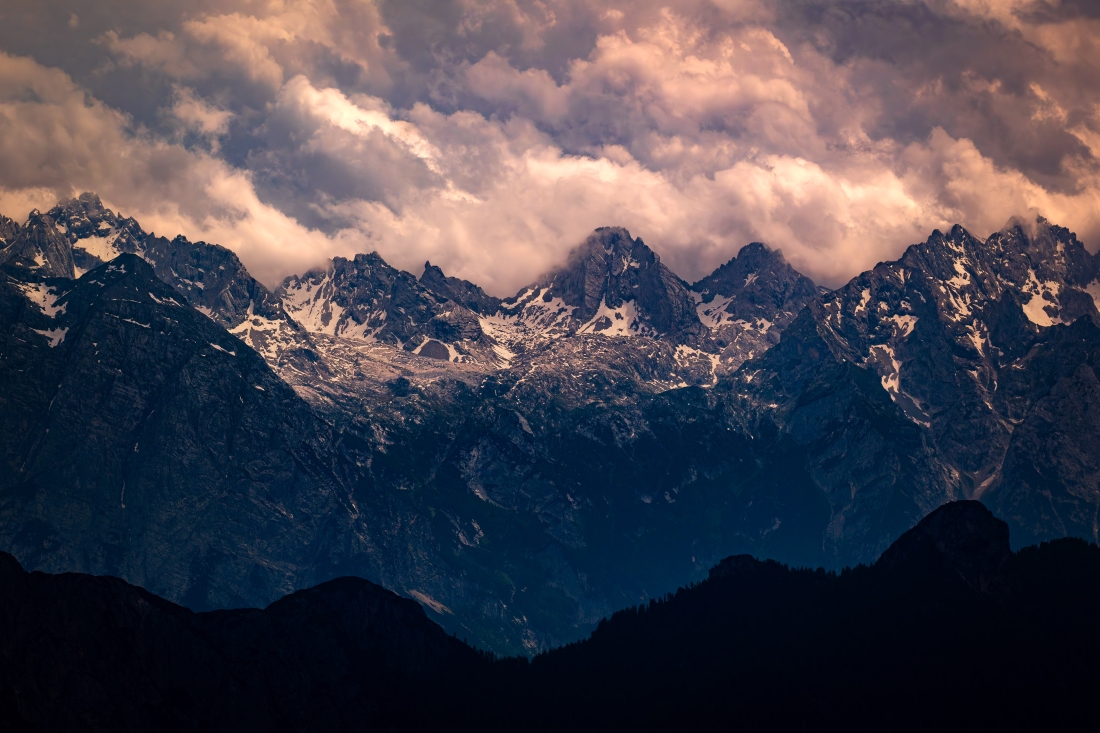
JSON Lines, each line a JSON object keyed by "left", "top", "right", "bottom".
{"left": 0, "top": 254, "right": 359, "bottom": 609}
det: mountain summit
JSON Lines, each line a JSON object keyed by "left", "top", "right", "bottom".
{"left": 692, "top": 240, "right": 820, "bottom": 367}
{"left": 519, "top": 226, "right": 704, "bottom": 340}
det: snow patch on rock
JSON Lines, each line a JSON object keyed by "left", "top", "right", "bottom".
{"left": 17, "top": 282, "right": 65, "bottom": 317}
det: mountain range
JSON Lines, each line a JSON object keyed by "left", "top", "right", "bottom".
{"left": 3, "top": 192, "right": 1100, "bottom": 653}
{"left": 2, "top": 501, "right": 1098, "bottom": 731}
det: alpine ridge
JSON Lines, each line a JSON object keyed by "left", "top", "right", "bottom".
{"left": 3, "top": 193, "right": 1100, "bottom": 654}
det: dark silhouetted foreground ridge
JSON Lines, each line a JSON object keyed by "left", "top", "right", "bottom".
{"left": 2, "top": 502, "right": 1100, "bottom": 731}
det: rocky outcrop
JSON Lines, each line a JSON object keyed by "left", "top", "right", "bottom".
{"left": 277, "top": 253, "right": 487, "bottom": 359}
{"left": 420, "top": 261, "right": 502, "bottom": 315}
{"left": 0, "top": 209, "right": 76, "bottom": 278}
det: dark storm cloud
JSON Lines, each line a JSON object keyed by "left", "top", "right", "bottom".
{"left": 769, "top": 0, "right": 1098, "bottom": 190}
{"left": 247, "top": 77, "right": 446, "bottom": 231}
{"left": 0, "top": 0, "right": 1097, "bottom": 292}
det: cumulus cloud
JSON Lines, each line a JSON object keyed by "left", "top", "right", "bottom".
{"left": 0, "top": 0, "right": 1097, "bottom": 293}
{"left": 171, "top": 86, "right": 233, "bottom": 138}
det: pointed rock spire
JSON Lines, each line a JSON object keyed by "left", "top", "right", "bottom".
{"left": 1, "top": 209, "right": 75, "bottom": 278}
{"left": 419, "top": 261, "right": 501, "bottom": 315}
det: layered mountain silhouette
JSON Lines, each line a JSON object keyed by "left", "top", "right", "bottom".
{"left": 3, "top": 193, "right": 1100, "bottom": 655}
{"left": 2, "top": 502, "right": 1098, "bottom": 731}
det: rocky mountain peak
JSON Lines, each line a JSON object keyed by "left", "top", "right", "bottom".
{"left": 895, "top": 218, "right": 1099, "bottom": 330}
{"left": 0, "top": 192, "right": 313, "bottom": 369}
{"left": 46, "top": 192, "right": 146, "bottom": 276}
{"left": 278, "top": 252, "right": 486, "bottom": 360}
{"left": 508, "top": 227, "right": 704, "bottom": 340}
{"left": 549, "top": 227, "right": 658, "bottom": 315}
{"left": 420, "top": 261, "right": 501, "bottom": 315}
{"left": 692, "top": 241, "right": 818, "bottom": 329}
{"left": 804, "top": 218, "right": 1100, "bottom": 411}
{"left": 47, "top": 192, "right": 286, "bottom": 323}
{"left": 996, "top": 216, "right": 1097, "bottom": 291}
{"left": 0, "top": 208, "right": 75, "bottom": 278}
{"left": 0, "top": 214, "right": 21, "bottom": 245}
{"left": 51, "top": 192, "right": 109, "bottom": 232}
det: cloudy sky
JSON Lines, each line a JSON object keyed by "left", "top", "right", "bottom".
{"left": 0, "top": 0, "right": 1097, "bottom": 292}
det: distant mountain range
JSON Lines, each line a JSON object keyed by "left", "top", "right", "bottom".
{"left": 3, "top": 501, "right": 1098, "bottom": 731}
{"left": 3, "top": 192, "right": 1100, "bottom": 654}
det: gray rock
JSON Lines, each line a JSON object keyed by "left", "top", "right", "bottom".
{"left": 0, "top": 209, "right": 75, "bottom": 278}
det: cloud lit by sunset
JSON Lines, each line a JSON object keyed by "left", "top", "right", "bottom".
{"left": 1, "top": 0, "right": 1097, "bottom": 291}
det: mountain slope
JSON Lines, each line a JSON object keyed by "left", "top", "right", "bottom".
{"left": 0, "top": 254, "right": 359, "bottom": 609}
